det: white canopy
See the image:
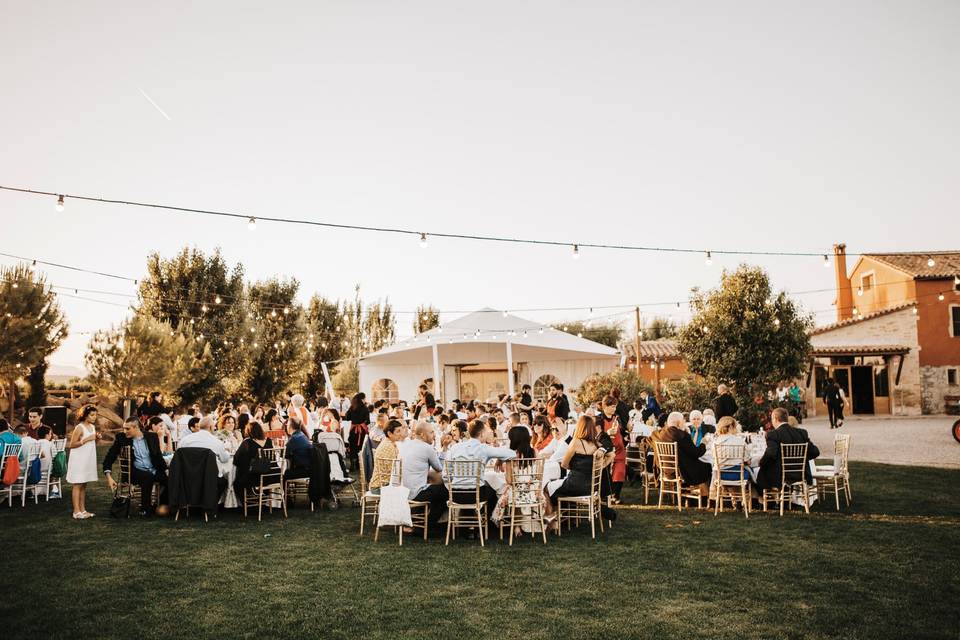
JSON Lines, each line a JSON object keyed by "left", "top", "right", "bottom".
{"left": 358, "top": 309, "right": 619, "bottom": 404}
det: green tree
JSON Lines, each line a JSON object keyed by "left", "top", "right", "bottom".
{"left": 0, "top": 264, "right": 68, "bottom": 421}
{"left": 552, "top": 321, "right": 622, "bottom": 349}
{"left": 576, "top": 369, "right": 651, "bottom": 408}
{"left": 138, "top": 247, "right": 248, "bottom": 401}
{"left": 243, "top": 277, "right": 309, "bottom": 403}
{"left": 413, "top": 304, "right": 440, "bottom": 334}
{"left": 364, "top": 300, "right": 395, "bottom": 353}
{"left": 642, "top": 316, "right": 678, "bottom": 340}
{"left": 304, "top": 295, "right": 345, "bottom": 399}
{"left": 660, "top": 375, "right": 716, "bottom": 414}
{"left": 85, "top": 313, "right": 211, "bottom": 401}
{"left": 26, "top": 360, "right": 48, "bottom": 410}
{"left": 676, "top": 265, "right": 813, "bottom": 427}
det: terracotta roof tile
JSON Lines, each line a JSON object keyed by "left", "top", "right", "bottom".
{"left": 866, "top": 251, "right": 960, "bottom": 279}
{"left": 810, "top": 303, "right": 915, "bottom": 335}
{"left": 626, "top": 340, "right": 680, "bottom": 360}
{"left": 811, "top": 344, "right": 911, "bottom": 356}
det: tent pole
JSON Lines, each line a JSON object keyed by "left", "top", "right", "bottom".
{"left": 506, "top": 340, "right": 515, "bottom": 397}
{"left": 432, "top": 343, "right": 442, "bottom": 404}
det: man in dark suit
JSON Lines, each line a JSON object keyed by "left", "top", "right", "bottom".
{"left": 713, "top": 384, "right": 738, "bottom": 420}
{"left": 103, "top": 417, "right": 169, "bottom": 515}
{"left": 756, "top": 408, "right": 820, "bottom": 491}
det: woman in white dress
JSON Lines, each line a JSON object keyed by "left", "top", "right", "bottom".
{"left": 66, "top": 405, "right": 101, "bottom": 519}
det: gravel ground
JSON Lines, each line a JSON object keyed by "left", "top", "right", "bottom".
{"left": 801, "top": 414, "right": 960, "bottom": 469}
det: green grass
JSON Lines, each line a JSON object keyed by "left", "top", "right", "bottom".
{"left": 1, "top": 458, "right": 958, "bottom": 640}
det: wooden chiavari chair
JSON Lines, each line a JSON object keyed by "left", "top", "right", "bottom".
{"left": 556, "top": 450, "right": 605, "bottom": 539}
{"left": 444, "top": 460, "right": 487, "bottom": 546}
{"left": 498, "top": 458, "right": 547, "bottom": 545}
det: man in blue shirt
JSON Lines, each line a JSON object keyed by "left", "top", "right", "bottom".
{"left": 446, "top": 420, "right": 516, "bottom": 526}
{"left": 103, "top": 417, "right": 169, "bottom": 515}
{"left": 284, "top": 418, "right": 313, "bottom": 480}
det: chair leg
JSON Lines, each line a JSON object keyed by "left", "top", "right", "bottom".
{"left": 779, "top": 486, "right": 785, "bottom": 517}
{"left": 834, "top": 479, "right": 840, "bottom": 511}
{"left": 657, "top": 481, "right": 664, "bottom": 508}
{"left": 803, "top": 484, "right": 810, "bottom": 514}
{"left": 423, "top": 505, "right": 429, "bottom": 541}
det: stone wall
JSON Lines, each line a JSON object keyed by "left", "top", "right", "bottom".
{"left": 809, "top": 307, "right": 922, "bottom": 416}
{"left": 921, "top": 366, "right": 960, "bottom": 414}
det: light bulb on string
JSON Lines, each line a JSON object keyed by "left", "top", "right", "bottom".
{"left": 660, "top": 361, "right": 665, "bottom": 369}
{"left": 852, "top": 307, "right": 859, "bottom": 316}
{"left": 823, "top": 255, "right": 830, "bottom": 268}
{"left": 437, "top": 326, "right": 443, "bottom": 333}
{"left": 912, "top": 306, "right": 918, "bottom": 315}
{"left": 576, "top": 332, "right": 583, "bottom": 338}
{"left": 502, "top": 310, "right": 508, "bottom": 318}
{"left": 523, "top": 330, "right": 528, "bottom": 338}
{"left": 705, "top": 251, "right": 712, "bottom": 266}
{"left": 419, "top": 233, "right": 428, "bottom": 248}
{"left": 201, "top": 304, "right": 208, "bottom": 312}
{"left": 538, "top": 327, "right": 544, "bottom": 334}
{"left": 248, "top": 217, "right": 256, "bottom": 231}
{"left": 572, "top": 244, "right": 580, "bottom": 259}
{"left": 214, "top": 295, "right": 222, "bottom": 304}
{"left": 857, "top": 287, "right": 863, "bottom": 297}
{"left": 927, "top": 257, "right": 935, "bottom": 267}
{"left": 938, "top": 293, "right": 945, "bottom": 301}
{"left": 55, "top": 195, "right": 64, "bottom": 212}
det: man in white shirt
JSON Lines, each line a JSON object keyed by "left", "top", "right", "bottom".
{"left": 400, "top": 422, "right": 446, "bottom": 529}
{"left": 178, "top": 416, "right": 230, "bottom": 476}
{"left": 445, "top": 420, "right": 516, "bottom": 523}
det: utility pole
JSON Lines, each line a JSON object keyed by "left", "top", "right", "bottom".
{"left": 634, "top": 306, "right": 641, "bottom": 373}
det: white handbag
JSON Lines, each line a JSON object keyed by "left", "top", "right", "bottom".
{"left": 377, "top": 484, "right": 413, "bottom": 527}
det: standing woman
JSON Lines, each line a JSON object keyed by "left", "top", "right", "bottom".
{"left": 344, "top": 392, "right": 370, "bottom": 471}
{"left": 66, "top": 404, "right": 101, "bottom": 519}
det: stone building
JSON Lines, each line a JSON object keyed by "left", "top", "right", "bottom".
{"left": 805, "top": 246, "right": 960, "bottom": 415}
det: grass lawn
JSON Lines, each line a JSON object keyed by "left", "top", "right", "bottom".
{"left": 1, "top": 457, "right": 958, "bottom": 640}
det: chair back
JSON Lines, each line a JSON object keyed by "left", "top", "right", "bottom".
{"left": 53, "top": 438, "right": 67, "bottom": 454}
{"left": 590, "top": 450, "right": 604, "bottom": 497}
{"left": 257, "top": 448, "right": 284, "bottom": 487}
{"left": 118, "top": 445, "right": 134, "bottom": 485}
{"left": 713, "top": 444, "right": 746, "bottom": 483}
{"left": 834, "top": 434, "right": 850, "bottom": 475}
{"left": 315, "top": 431, "right": 345, "bottom": 455}
{"left": 508, "top": 458, "right": 544, "bottom": 507}
{"left": 653, "top": 440, "right": 679, "bottom": 480}
{"left": 370, "top": 456, "right": 402, "bottom": 488}
{"left": 780, "top": 442, "right": 808, "bottom": 484}
{"left": 444, "top": 459, "right": 484, "bottom": 503}
{"left": 3, "top": 443, "right": 23, "bottom": 461}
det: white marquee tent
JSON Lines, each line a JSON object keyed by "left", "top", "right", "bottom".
{"left": 358, "top": 309, "right": 620, "bottom": 405}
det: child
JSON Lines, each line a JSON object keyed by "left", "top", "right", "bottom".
{"left": 66, "top": 404, "right": 101, "bottom": 519}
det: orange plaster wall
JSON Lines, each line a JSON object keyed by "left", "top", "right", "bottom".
{"left": 916, "top": 279, "right": 960, "bottom": 366}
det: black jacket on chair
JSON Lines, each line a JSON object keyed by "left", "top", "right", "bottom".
{"left": 756, "top": 423, "right": 821, "bottom": 490}
{"left": 308, "top": 443, "right": 332, "bottom": 506}
{"left": 168, "top": 447, "right": 219, "bottom": 512}
{"left": 103, "top": 432, "right": 168, "bottom": 477}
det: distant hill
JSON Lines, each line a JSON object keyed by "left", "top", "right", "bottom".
{"left": 47, "top": 364, "right": 86, "bottom": 385}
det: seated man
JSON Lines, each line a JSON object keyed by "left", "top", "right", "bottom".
{"left": 103, "top": 417, "right": 169, "bottom": 515}
{"left": 400, "top": 422, "right": 447, "bottom": 529}
{"left": 284, "top": 419, "right": 313, "bottom": 480}
{"left": 756, "top": 407, "right": 820, "bottom": 491}
{"left": 445, "top": 420, "right": 517, "bottom": 523}
{"left": 178, "top": 415, "right": 230, "bottom": 497}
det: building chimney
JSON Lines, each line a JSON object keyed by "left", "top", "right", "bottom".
{"left": 834, "top": 243, "right": 853, "bottom": 322}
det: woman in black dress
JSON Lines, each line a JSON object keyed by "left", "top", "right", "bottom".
{"left": 543, "top": 415, "right": 614, "bottom": 520}
{"left": 233, "top": 421, "right": 274, "bottom": 503}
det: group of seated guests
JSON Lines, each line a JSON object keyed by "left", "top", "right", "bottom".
{"left": 365, "top": 402, "right": 630, "bottom": 538}
{"left": 640, "top": 406, "right": 821, "bottom": 501}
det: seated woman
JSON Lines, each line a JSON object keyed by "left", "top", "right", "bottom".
{"left": 492, "top": 426, "right": 539, "bottom": 536}
{"left": 532, "top": 416, "right": 556, "bottom": 459}
{"left": 369, "top": 419, "right": 403, "bottom": 494}
{"left": 650, "top": 411, "right": 712, "bottom": 494}
{"left": 233, "top": 421, "right": 275, "bottom": 501}
{"left": 688, "top": 410, "right": 714, "bottom": 447}
{"left": 320, "top": 407, "right": 341, "bottom": 434}
{"left": 712, "top": 416, "right": 751, "bottom": 481}
{"left": 217, "top": 413, "right": 243, "bottom": 452}
{"left": 542, "top": 415, "right": 614, "bottom": 525}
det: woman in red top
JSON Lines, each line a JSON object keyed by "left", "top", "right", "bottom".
{"left": 600, "top": 395, "right": 627, "bottom": 504}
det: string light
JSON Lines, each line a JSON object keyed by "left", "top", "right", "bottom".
{"left": 572, "top": 244, "right": 579, "bottom": 259}
{"left": 419, "top": 233, "right": 428, "bottom": 248}
{"left": 852, "top": 307, "right": 859, "bottom": 316}
{"left": 201, "top": 304, "right": 208, "bottom": 312}
{"left": 502, "top": 310, "right": 508, "bottom": 318}
{"left": 823, "top": 255, "right": 830, "bottom": 268}
{"left": 912, "top": 306, "right": 918, "bottom": 314}
{"left": 247, "top": 217, "right": 256, "bottom": 231}
{"left": 938, "top": 293, "right": 945, "bottom": 301}
{"left": 55, "top": 195, "right": 64, "bottom": 212}
{"left": 857, "top": 287, "right": 863, "bottom": 297}
{"left": 927, "top": 257, "right": 935, "bottom": 267}
{"left": 705, "top": 251, "right": 712, "bottom": 266}
{"left": 538, "top": 327, "right": 544, "bottom": 334}
{"left": 214, "top": 295, "right": 222, "bottom": 304}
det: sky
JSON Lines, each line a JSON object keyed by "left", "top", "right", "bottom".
{"left": 1, "top": 1, "right": 958, "bottom": 370}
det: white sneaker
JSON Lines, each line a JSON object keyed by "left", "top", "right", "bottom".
{"left": 72, "top": 512, "right": 85, "bottom": 520}
{"left": 81, "top": 511, "right": 95, "bottom": 518}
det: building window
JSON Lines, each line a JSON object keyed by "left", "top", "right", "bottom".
{"left": 952, "top": 306, "right": 960, "bottom": 338}
{"left": 371, "top": 378, "right": 399, "bottom": 403}
{"left": 814, "top": 366, "right": 828, "bottom": 398}
{"left": 533, "top": 374, "right": 560, "bottom": 403}
{"left": 861, "top": 273, "right": 874, "bottom": 292}
{"left": 949, "top": 369, "right": 958, "bottom": 386}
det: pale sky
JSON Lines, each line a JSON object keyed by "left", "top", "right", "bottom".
{"left": 2, "top": 1, "right": 958, "bottom": 369}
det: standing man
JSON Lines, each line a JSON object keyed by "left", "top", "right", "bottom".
{"left": 823, "top": 378, "right": 846, "bottom": 429}
{"left": 413, "top": 384, "right": 436, "bottom": 420}
{"left": 547, "top": 383, "right": 570, "bottom": 422}
{"left": 517, "top": 384, "right": 534, "bottom": 423}
{"left": 713, "top": 384, "right": 738, "bottom": 421}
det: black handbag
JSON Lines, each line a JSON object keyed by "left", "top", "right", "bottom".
{"left": 110, "top": 495, "right": 131, "bottom": 518}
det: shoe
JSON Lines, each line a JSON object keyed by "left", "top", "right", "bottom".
{"left": 82, "top": 511, "right": 95, "bottom": 518}
{"left": 72, "top": 512, "right": 85, "bottom": 520}
{"left": 837, "top": 421, "right": 843, "bottom": 428}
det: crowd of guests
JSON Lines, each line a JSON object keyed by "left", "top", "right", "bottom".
{"left": 3, "top": 379, "right": 822, "bottom": 526}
